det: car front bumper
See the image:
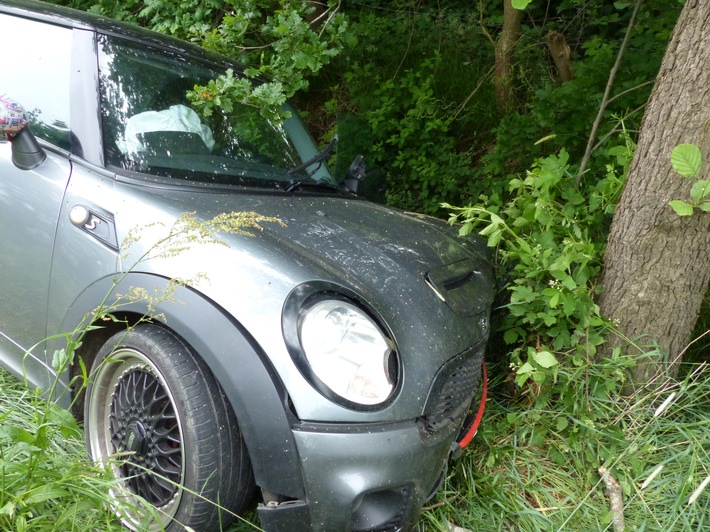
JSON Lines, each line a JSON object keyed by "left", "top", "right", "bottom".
{"left": 258, "top": 417, "right": 455, "bottom": 531}
{"left": 256, "top": 338, "right": 487, "bottom": 532}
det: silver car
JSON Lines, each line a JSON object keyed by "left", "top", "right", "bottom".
{"left": 0, "top": 1, "right": 493, "bottom": 530}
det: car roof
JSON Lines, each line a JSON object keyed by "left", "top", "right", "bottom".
{"left": 0, "top": 0, "right": 227, "bottom": 63}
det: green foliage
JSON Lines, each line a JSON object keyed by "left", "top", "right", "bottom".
{"left": 52, "top": 0, "right": 348, "bottom": 117}
{"left": 0, "top": 370, "right": 123, "bottom": 531}
{"left": 423, "top": 358, "right": 710, "bottom": 531}
{"left": 305, "top": 0, "right": 680, "bottom": 213}
{"left": 345, "top": 56, "right": 475, "bottom": 213}
{"left": 669, "top": 144, "right": 709, "bottom": 216}
{"left": 444, "top": 140, "right": 631, "bottom": 386}
{"left": 317, "top": 3, "right": 499, "bottom": 212}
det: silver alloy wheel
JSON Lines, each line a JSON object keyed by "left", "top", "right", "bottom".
{"left": 86, "top": 346, "right": 185, "bottom": 531}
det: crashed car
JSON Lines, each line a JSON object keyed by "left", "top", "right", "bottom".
{"left": 0, "top": 0, "right": 494, "bottom": 530}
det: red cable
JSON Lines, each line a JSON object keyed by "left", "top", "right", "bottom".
{"left": 457, "top": 360, "right": 487, "bottom": 449}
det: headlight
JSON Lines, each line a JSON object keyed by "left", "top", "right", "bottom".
{"left": 298, "top": 299, "right": 396, "bottom": 406}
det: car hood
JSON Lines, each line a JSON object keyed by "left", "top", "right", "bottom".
{"left": 258, "top": 196, "right": 490, "bottom": 304}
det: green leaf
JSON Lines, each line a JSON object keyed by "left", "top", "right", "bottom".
{"left": 487, "top": 230, "right": 502, "bottom": 247}
{"left": 489, "top": 213, "right": 504, "bottom": 226}
{"left": 671, "top": 144, "right": 702, "bottom": 178}
{"left": 515, "top": 362, "right": 534, "bottom": 387}
{"left": 504, "top": 328, "right": 519, "bottom": 344}
{"left": 511, "top": 0, "right": 533, "bottom": 10}
{"left": 556, "top": 416, "right": 569, "bottom": 431}
{"left": 46, "top": 402, "right": 82, "bottom": 438}
{"left": 24, "top": 486, "right": 71, "bottom": 505}
{"left": 669, "top": 200, "right": 694, "bottom": 216}
{"left": 699, "top": 202, "right": 710, "bottom": 212}
{"left": 690, "top": 180, "right": 710, "bottom": 202}
{"left": 532, "top": 350, "right": 559, "bottom": 368}
{"left": 479, "top": 221, "right": 498, "bottom": 236}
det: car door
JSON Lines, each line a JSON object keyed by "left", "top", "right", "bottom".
{"left": 0, "top": 13, "right": 73, "bottom": 386}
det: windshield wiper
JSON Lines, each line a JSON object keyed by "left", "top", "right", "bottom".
{"left": 286, "top": 133, "right": 338, "bottom": 187}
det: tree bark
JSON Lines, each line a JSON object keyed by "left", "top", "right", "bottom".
{"left": 494, "top": 0, "right": 523, "bottom": 113}
{"left": 546, "top": 30, "right": 574, "bottom": 84}
{"left": 598, "top": 0, "right": 710, "bottom": 386}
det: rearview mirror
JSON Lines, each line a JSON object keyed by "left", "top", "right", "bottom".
{"left": 1, "top": 95, "right": 46, "bottom": 170}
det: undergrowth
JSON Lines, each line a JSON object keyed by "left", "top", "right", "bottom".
{"left": 421, "top": 359, "right": 709, "bottom": 531}
{"left": 436, "top": 132, "right": 709, "bottom": 530}
{"left": 0, "top": 369, "right": 121, "bottom": 531}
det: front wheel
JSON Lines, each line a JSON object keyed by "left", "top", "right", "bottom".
{"left": 85, "top": 324, "right": 254, "bottom": 530}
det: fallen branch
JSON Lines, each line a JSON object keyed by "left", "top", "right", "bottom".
{"left": 598, "top": 466, "right": 625, "bottom": 532}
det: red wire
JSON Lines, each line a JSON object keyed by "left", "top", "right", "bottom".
{"left": 458, "top": 360, "right": 487, "bottom": 449}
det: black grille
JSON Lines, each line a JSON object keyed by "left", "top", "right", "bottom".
{"left": 420, "top": 348, "right": 483, "bottom": 435}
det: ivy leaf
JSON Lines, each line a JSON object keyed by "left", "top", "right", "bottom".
{"left": 669, "top": 200, "right": 694, "bottom": 216}
{"left": 671, "top": 144, "right": 702, "bottom": 178}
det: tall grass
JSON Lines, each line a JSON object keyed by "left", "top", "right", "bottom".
{"left": 2, "top": 356, "right": 707, "bottom": 532}
{"left": 0, "top": 369, "right": 123, "bottom": 531}
{"left": 422, "top": 359, "right": 710, "bottom": 531}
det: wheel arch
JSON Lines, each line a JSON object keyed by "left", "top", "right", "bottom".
{"left": 56, "top": 272, "right": 306, "bottom": 500}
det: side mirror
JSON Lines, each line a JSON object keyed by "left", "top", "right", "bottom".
{"left": 1, "top": 95, "right": 46, "bottom": 170}
{"left": 343, "top": 155, "right": 366, "bottom": 194}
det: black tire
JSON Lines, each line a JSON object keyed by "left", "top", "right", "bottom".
{"left": 84, "top": 324, "right": 255, "bottom": 531}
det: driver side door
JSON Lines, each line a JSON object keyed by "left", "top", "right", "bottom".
{"left": 0, "top": 13, "right": 74, "bottom": 387}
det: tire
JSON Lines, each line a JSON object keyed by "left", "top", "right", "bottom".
{"left": 84, "top": 324, "right": 255, "bottom": 531}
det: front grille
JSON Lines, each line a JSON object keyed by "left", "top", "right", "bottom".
{"left": 419, "top": 348, "right": 483, "bottom": 435}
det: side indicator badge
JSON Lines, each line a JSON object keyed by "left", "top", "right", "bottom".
{"left": 69, "top": 205, "right": 118, "bottom": 250}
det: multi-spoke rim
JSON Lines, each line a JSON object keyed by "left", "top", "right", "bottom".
{"left": 87, "top": 347, "right": 186, "bottom": 530}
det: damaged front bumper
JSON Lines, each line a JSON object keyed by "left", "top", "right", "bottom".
{"left": 258, "top": 358, "right": 488, "bottom": 532}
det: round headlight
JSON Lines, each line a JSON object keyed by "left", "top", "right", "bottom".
{"left": 299, "top": 299, "right": 395, "bottom": 405}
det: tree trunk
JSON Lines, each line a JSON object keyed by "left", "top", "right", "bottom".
{"left": 598, "top": 0, "right": 710, "bottom": 386}
{"left": 494, "top": 0, "right": 523, "bottom": 113}
{"left": 546, "top": 30, "right": 574, "bottom": 84}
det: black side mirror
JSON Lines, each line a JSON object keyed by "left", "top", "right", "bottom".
{"left": 343, "top": 155, "right": 366, "bottom": 194}
{"left": 1, "top": 95, "right": 46, "bottom": 170}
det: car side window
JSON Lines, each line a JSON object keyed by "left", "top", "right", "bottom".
{"left": 0, "top": 14, "right": 72, "bottom": 150}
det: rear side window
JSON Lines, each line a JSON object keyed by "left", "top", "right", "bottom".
{"left": 0, "top": 14, "right": 72, "bottom": 150}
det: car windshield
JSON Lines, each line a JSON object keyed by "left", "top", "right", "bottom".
{"left": 98, "top": 35, "right": 335, "bottom": 188}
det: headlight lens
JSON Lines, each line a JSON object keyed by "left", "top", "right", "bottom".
{"left": 299, "top": 299, "right": 395, "bottom": 405}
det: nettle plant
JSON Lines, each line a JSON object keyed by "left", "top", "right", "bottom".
{"left": 444, "top": 143, "right": 630, "bottom": 392}
{"left": 668, "top": 144, "right": 707, "bottom": 216}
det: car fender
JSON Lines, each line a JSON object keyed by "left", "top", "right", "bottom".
{"left": 55, "top": 271, "right": 305, "bottom": 499}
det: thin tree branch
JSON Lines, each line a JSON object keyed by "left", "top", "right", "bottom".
{"left": 479, "top": 0, "right": 495, "bottom": 47}
{"left": 452, "top": 64, "right": 497, "bottom": 120}
{"left": 605, "top": 79, "right": 655, "bottom": 106}
{"left": 576, "top": 0, "right": 644, "bottom": 187}
{"left": 591, "top": 103, "right": 647, "bottom": 152}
